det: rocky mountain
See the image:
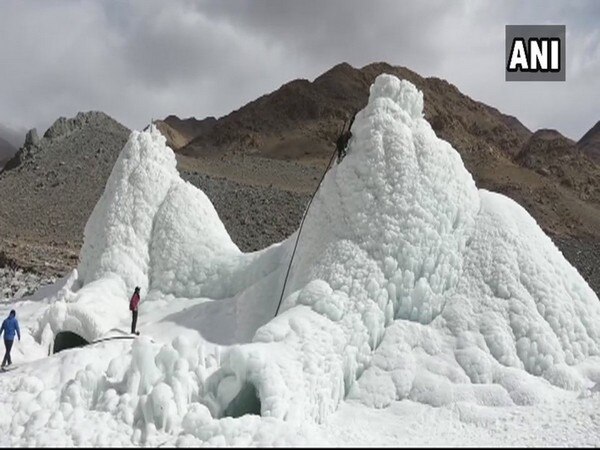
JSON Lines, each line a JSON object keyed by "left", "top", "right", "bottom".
{"left": 515, "top": 129, "right": 600, "bottom": 203}
{"left": 164, "top": 62, "right": 600, "bottom": 240}
{"left": 154, "top": 115, "right": 217, "bottom": 150}
{"left": 1, "top": 63, "right": 600, "bottom": 295}
{"left": 176, "top": 62, "right": 531, "bottom": 166}
{"left": 0, "top": 112, "right": 131, "bottom": 273}
{"left": 578, "top": 120, "right": 600, "bottom": 162}
{"left": 0, "top": 136, "right": 16, "bottom": 169}
{"left": 159, "top": 63, "right": 600, "bottom": 293}
{"left": 0, "top": 123, "right": 25, "bottom": 148}
{"left": 0, "top": 123, "right": 25, "bottom": 168}
{"left": 0, "top": 112, "right": 310, "bottom": 274}
{"left": 0, "top": 123, "right": 26, "bottom": 146}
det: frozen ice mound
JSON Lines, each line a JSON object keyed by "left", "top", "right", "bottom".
{"left": 78, "top": 128, "right": 245, "bottom": 298}
{"left": 32, "top": 74, "right": 600, "bottom": 440}
{"left": 36, "top": 126, "right": 284, "bottom": 343}
{"left": 208, "top": 74, "right": 600, "bottom": 422}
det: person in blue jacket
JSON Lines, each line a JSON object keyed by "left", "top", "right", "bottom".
{"left": 0, "top": 310, "right": 20, "bottom": 369}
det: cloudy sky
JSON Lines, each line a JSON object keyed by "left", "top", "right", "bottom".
{"left": 0, "top": 0, "right": 598, "bottom": 141}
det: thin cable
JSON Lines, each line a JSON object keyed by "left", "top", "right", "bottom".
{"left": 273, "top": 145, "right": 339, "bottom": 317}
{"left": 90, "top": 335, "right": 137, "bottom": 345}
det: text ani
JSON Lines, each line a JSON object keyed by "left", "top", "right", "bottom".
{"left": 507, "top": 38, "right": 561, "bottom": 72}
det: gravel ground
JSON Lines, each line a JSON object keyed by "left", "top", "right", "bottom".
{"left": 180, "top": 170, "right": 311, "bottom": 252}
{"left": 177, "top": 153, "right": 324, "bottom": 195}
{"left": 550, "top": 235, "right": 600, "bottom": 296}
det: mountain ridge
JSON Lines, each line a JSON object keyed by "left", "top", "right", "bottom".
{"left": 1, "top": 64, "right": 600, "bottom": 297}
{"left": 578, "top": 120, "right": 600, "bottom": 162}
{"left": 175, "top": 62, "right": 533, "bottom": 167}
{"left": 162, "top": 62, "right": 600, "bottom": 241}
{"left": 0, "top": 122, "right": 25, "bottom": 168}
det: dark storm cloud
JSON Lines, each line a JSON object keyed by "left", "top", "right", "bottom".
{"left": 195, "top": 0, "right": 457, "bottom": 71}
{"left": 0, "top": 0, "right": 598, "bottom": 140}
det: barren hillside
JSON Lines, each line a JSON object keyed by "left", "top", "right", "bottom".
{"left": 578, "top": 120, "right": 600, "bottom": 162}
{"left": 168, "top": 62, "right": 600, "bottom": 241}
{"left": 1, "top": 63, "right": 600, "bottom": 295}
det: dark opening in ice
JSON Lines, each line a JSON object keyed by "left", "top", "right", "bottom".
{"left": 53, "top": 331, "right": 89, "bottom": 353}
{"left": 222, "top": 382, "right": 262, "bottom": 418}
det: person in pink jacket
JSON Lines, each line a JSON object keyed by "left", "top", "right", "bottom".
{"left": 129, "top": 287, "right": 141, "bottom": 335}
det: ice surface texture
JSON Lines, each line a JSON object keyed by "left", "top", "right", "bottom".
{"left": 219, "top": 75, "right": 600, "bottom": 422}
{"left": 35, "top": 75, "right": 600, "bottom": 434}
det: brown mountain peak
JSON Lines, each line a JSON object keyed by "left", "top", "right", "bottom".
{"left": 529, "top": 128, "right": 575, "bottom": 145}
{"left": 578, "top": 120, "right": 600, "bottom": 162}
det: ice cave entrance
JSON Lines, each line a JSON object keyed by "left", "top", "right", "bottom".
{"left": 53, "top": 331, "right": 90, "bottom": 354}
{"left": 222, "top": 382, "right": 262, "bottom": 418}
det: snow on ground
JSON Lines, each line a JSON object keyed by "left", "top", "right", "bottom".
{"left": 0, "top": 74, "right": 599, "bottom": 446}
{"left": 1, "top": 268, "right": 56, "bottom": 300}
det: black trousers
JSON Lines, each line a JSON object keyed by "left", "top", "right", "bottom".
{"left": 131, "top": 310, "right": 138, "bottom": 334}
{"left": 2, "top": 339, "right": 13, "bottom": 367}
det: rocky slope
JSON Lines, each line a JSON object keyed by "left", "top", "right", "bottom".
{"left": 1, "top": 63, "right": 599, "bottom": 299}
{"left": 0, "top": 112, "right": 131, "bottom": 274}
{"left": 178, "top": 62, "right": 531, "bottom": 166}
{"left": 0, "top": 123, "right": 24, "bottom": 167}
{"left": 180, "top": 170, "right": 309, "bottom": 251}
{"left": 170, "top": 62, "right": 600, "bottom": 241}
{"left": 515, "top": 129, "right": 600, "bottom": 203}
{"left": 0, "top": 112, "right": 314, "bottom": 274}
{"left": 0, "top": 137, "right": 15, "bottom": 169}
{"left": 154, "top": 115, "right": 217, "bottom": 150}
{"left": 578, "top": 120, "right": 600, "bottom": 162}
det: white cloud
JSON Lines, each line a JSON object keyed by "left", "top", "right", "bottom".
{"left": 0, "top": 0, "right": 597, "bottom": 139}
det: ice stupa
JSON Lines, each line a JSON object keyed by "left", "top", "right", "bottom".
{"left": 203, "top": 74, "right": 600, "bottom": 422}
{"left": 29, "top": 74, "right": 600, "bottom": 443}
